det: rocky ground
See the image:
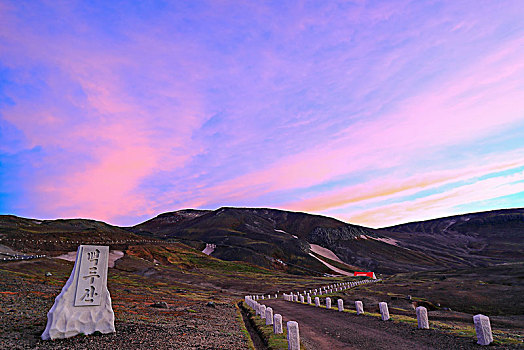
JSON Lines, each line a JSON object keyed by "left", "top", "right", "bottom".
{"left": 1, "top": 243, "right": 523, "bottom": 349}
{"left": 0, "top": 257, "right": 251, "bottom": 349}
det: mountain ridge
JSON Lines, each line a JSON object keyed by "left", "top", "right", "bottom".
{"left": 1, "top": 207, "right": 522, "bottom": 275}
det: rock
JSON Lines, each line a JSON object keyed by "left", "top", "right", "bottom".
{"left": 150, "top": 301, "right": 169, "bottom": 308}
{"left": 308, "top": 225, "right": 369, "bottom": 246}
{"left": 206, "top": 301, "right": 215, "bottom": 308}
{"left": 415, "top": 300, "right": 437, "bottom": 311}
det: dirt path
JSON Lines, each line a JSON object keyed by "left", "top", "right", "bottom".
{"left": 262, "top": 299, "right": 484, "bottom": 350}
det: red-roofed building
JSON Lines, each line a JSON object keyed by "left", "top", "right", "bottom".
{"left": 354, "top": 271, "right": 376, "bottom": 279}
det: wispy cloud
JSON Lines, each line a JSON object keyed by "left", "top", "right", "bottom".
{"left": 346, "top": 167, "right": 524, "bottom": 227}
{"left": 1, "top": 1, "right": 523, "bottom": 225}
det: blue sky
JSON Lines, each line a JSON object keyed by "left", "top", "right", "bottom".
{"left": 1, "top": 0, "right": 523, "bottom": 227}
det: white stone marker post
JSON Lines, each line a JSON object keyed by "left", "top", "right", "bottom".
{"left": 42, "top": 245, "right": 115, "bottom": 340}
{"left": 379, "top": 302, "right": 390, "bottom": 321}
{"left": 299, "top": 295, "right": 304, "bottom": 303}
{"left": 307, "top": 295, "right": 312, "bottom": 304}
{"left": 416, "top": 306, "right": 429, "bottom": 329}
{"left": 287, "top": 321, "right": 300, "bottom": 350}
{"left": 274, "top": 314, "right": 283, "bottom": 334}
{"left": 260, "top": 305, "right": 267, "bottom": 319}
{"left": 337, "top": 299, "right": 344, "bottom": 312}
{"left": 315, "top": 297, "right": 320, "bottom": 307}
{"left": 355, "top": 301, "right": 364, "bottom": 315}
{"left": 265, "top": 307, "right": 274, "bottom": 326}
{"left": 473, "top": 314, "right": 493, "bottom": 346}
{"left": 326, "top": 297, "right": 331, "bottom": 309}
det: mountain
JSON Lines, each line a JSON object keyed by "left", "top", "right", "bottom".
{"left": 0, "top": 215, "right": 149, "bottom": 254}
{"left": 380, "top": 208, "right": 524, "bottom": 268}
{"left": 2, "top": 207, "right": 522, "bottom": 276}
{"left": 130, "top": 207, "right": 450, "bottom": 274}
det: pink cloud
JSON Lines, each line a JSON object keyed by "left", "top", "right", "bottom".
{"left": 0, "top": 4, "right": 212, "bottom": 221}
{"left": 345, "top": 168, "right": 524, "bottom": 228}
{"left": 167, "top": 34, "right": 524, "bottom": 214}
{"left": 286, "top": 155, "right": 524, "bottom": 213}
{"left": 2, "top": 1, "right": 523, "bottom": 226}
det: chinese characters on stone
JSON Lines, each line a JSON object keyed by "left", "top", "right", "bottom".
{"left": 74, "top": 247, "right": 106, "bottom": 306}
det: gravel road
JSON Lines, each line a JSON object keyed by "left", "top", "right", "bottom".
{"left": 262, "top": 299, "right": 516, "bottom": 350}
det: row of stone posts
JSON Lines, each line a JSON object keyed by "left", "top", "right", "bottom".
{"left": 282, "top": 288, "right": 494, "bottom": 346}
{"left": 244, "top": 295, "right": 300, "bottom": 350}
{"left": 281, "top": 279, "right": 381, "bottom": 303}
{"left": 250, "top": 293, "right": 278, "bottom": 301}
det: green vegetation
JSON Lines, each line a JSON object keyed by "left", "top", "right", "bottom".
{"left": 241, "top": 302, "right": 306, "bottom": 350}
{"left": 235, "top": 303, "right": 255, "bottom": 350}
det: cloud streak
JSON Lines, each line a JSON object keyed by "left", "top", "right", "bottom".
{"left": 1, "top": 0, "right": 523, "bottom": 226}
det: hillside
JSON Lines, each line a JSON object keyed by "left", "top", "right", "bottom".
{"left": 2, "top": 207, "right": 522, "bottom": 275}
{"left": 380, "top": 208, "right": 524, "bottom": 268}
{"left": 0, "top": 215, "right": 151, "bottom": 255}
{"left": 131, "top": 207, "right": 449, "bottom": 274}
{"left": 1, "top": 209, "right": 523, "bottom": 348}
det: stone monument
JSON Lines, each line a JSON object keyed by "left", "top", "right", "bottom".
{"left": 42, "top": 245, "right": 115, "bottom": 340}
{"left": 379, "top": 302, "right": 390, "bottom": 321}
{"left": 416, "top": 306, "right": 429, "bottom": 329}
{"left": 355, "top": 300, "right": 364, "bottom": 315}
{"left": 473, "top": 314, "right": 493, "bottom": 346}
{"left": 265, "top": 307, "right": 274, "bottom": 325}
{"left": 260, "top": 305, "right": 267, "bottom": 319}
{"left": 274, "top": 314, "right": 283, "bottom": 334}
{"left": 287, "top": 321, "right": 300, "bottom": 350}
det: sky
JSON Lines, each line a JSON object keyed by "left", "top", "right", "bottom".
{"left": 1, "top": 1, "right": 523, "bottom": 228}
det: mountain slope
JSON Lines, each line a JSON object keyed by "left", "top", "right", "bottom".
{"left": 0, "top": 215, "right": 148, "bottom": 254}
{"left": 3, "top": 207, "right": 522, "bottom": 275}
{"left": 380, "top": 208, "right": 524, "bottom": 268}
{"left": 131, "top": 207, "right": 446, "bottom": 274}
